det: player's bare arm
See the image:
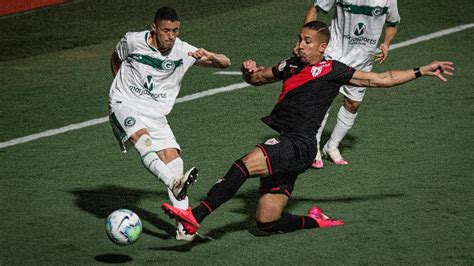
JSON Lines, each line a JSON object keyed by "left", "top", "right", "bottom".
{"left": 304, "top": 4, "right": 318, "bottom": 24}
{"left": 241, "top": 59, "right": 278, "bottom": 86}
{"left": 189, "top": 48, "right": 231, "bottom": 68}
{"left": 375, "top": 26, "right": 398, "bottom": 64}
{"left": 349, "top": 61, "right": 454, "bottom": 88}
{"left": 110, "top": 51, "right": 122, "bottom": 77}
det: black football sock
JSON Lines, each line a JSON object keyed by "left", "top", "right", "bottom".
{"left": 256, "top": 211, "right": 318, "bottom": 234}
{"left": 192, "top": 159, "right": 249, "bottom": 223}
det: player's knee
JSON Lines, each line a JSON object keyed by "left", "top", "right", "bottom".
{"left": 343, "top": 97, "right": 361, "bottom": 113}
{"left": 242, "top": 148, "right": 268, "bottom": 176}
{"left": 158, "top": 148, "right": 180, "bottom": 164}
{"left": 130, "top": 128, "right": 149, "bottom": 144}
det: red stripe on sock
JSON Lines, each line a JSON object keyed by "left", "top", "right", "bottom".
{"left": 233, "top": 162, "right": 247, "bottom": 177}
{"left": 300, "top": 216, "right": 305, "bottom": 229}
{"left": 257, "top": 144, "right": 273, "bottom": 176}
{"left": 201, "top": 200, "right": 213, "bottom": 213}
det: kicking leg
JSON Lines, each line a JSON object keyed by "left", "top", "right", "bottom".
{"left": 162, "top": 147, "right": 268, "bottom": 234}
{"left": 131, "top": 129, "right": 197, "bottom": 200}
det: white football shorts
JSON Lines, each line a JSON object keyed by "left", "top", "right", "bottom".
{"left": 109, "top": 103, "right": 180, "bottom": 153}
{"left": 339, "top": 84, "right": 367, "bottom": 102}
{"left": 339, "top": 62, "right": 373, "bottom": 102}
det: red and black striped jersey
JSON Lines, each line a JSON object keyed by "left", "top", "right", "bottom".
{"left": 261, "top": 56, "right": 355, "bottom": 136}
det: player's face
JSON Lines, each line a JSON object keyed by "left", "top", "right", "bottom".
{"left": 297, "top": 28, "right": 327, "bottom": 64}
{"left": 152, "top": 19, "right": 180, "bottom": 50}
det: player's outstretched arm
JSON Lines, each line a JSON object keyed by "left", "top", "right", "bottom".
{"left": 349, "top": 61, "right": 454, "bottom": 88}
{"left": 241, "top": 59, "right": 278, "bottom": 86}
{"left": 189, "top": 48, "right": 231, "bottom": 68}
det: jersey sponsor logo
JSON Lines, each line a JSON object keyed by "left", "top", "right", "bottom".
{"left": 129, "top": 85, "right": 167, "bottom": 101}
{"left": 343, "top": 22, "right": 377, "bottom": 45}
{"left": 124, "top": 117, "right": 136, "bottom": 127}
{"left": 144, "top": 75, "right": 154, "bottom": 91}
{"left": 353, "top": 23, "right": 366, "bottom": 36}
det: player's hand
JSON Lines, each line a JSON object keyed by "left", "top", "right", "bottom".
{"left": 188, "top": 48, "right": 214, "bottom": 61}
{"left": 420, "top": 61, "right": 454, "bottom": 82}
{"left": 375, "top": 43, "right": 389, "bottom": 64}
{"left": 241, "top": 59, "right": 264, "bottom": 74}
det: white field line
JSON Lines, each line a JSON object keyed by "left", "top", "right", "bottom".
{"left": 1, "top": 23, "right": 473, "bottom": 149}
{"left": 0, "top": 82, "right": 250, "bottom": 149}
{"left": 214, "top": 71, "right": 242, "bottom": 75}
{"left": 389, "top": 23, "right": 474, "bottom": 50}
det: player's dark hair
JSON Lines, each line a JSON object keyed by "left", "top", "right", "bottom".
{"left": 303, "top": 21, "right": 330, "bottom": 43}
{"left": 154, "top": 6, "right": 180, "bottom": 22}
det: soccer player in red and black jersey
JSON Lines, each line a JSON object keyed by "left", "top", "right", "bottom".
{"left": 162, "top": 21, "right": 454, "bottom": 236}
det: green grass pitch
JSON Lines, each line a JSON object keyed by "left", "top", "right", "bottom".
{"left": 0, "top": 0, "right": 473, "bottom": 264}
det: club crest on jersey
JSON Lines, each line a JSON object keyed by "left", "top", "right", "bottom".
{"left": 372, "top": 6, "right": 384, "bottom": 17}
{"left": 311, "top": 66, "right": 323, "bottom": 77}
{"left": 162, "top": 59, "right": 176, "bottom": 71}
{"left": 124, "top": 117, "right": 136, "bottom": 128}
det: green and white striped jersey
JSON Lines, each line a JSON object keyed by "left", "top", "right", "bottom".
{"left": 109, "top": 30, "right": 198, "bottom": 118}
{"left": 315, "top": 0, "right": 400, "bottom": 70}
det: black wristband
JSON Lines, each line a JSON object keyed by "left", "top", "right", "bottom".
{"left": 413, "top": 67, "right": 422, "bottom": 78}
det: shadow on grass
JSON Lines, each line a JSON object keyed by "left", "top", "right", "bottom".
{"left": 94, "top": 254, "right": 133, "bottom": 263}
{"left": 148, "top": 189, "right": 404, "bottom": 252}
{"left": 70, "top": 185, "right": 175, "bottom": 240}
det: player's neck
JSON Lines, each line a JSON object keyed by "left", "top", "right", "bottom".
{"left": 148, "top": 32, "right": 171, "bottom": 54}
{"left": 308, "top": 55, "right": 324, "bottom": 65}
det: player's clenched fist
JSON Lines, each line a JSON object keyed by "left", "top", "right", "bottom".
{"left": 241, "top": 59, "right": 264, "bottom": 74}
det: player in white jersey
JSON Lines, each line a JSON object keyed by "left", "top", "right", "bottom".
{"left": 109, "top": 6, "right": 231, "bottom": 241}
{"left": 303, "top": 0, "right": 400, "bottom": 168}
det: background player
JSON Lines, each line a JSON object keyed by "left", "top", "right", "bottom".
{"left": 109, "top": 6, "right": 231, "bottom": 240}
{"left": 304, "top": 0, "right": 400, "bottom": 168}
{"left": 162, "top": 21, "right": 453, "bottom": 236}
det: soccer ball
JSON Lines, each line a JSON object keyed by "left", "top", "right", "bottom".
{"left": 105, "top": 209, "right": 142, "bottom": 245}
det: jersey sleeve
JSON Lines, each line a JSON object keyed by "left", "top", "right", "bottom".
{"left": 115, "top": 32, "right": 130, "bottom": 61}
{"left": 271, "top": 56, "right": 299, "bottom": 81}
{"left": 386, "top": 0, "right": 401, "bottom": 26}
{"left": 314, "top": 0, "right": 335, "bottom": 13}
{"left": 181, "top": 41, "right": 199, "bottom": 66}
{"left": 332, "top": 60, "right": 356, "bottom": 85}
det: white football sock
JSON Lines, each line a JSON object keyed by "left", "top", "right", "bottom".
{"left": 166, "top": 157, "right": 189, "bottom": 234}
{"left": 316, "top": 109, "right": 330, "bottom": 144}
{"left": 166, "top": 157, "right": 189, "bottom": 209}
{"left": 326, "top": 106, "right": 357, "bottom": 149}
{"left": 134, "top": 134, "right": 174, "bottom": 188}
